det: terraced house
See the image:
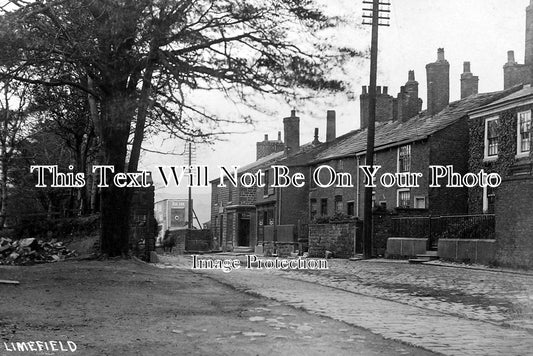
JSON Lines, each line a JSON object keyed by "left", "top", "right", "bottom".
{"left": 211, "top": 51, "right": 513, "bottom": 256}
{"left": 210, "top": 110, "right": 330, "bottom": 252}
{"left": 310, "top": 52, "right": 513, "bottom": 219}
{"left": 468, "top": 84, "right": 533, "bottom": 269}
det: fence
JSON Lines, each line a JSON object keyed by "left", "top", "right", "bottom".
{"left": 392, "top": 214, "right": 495, "bottom": 248}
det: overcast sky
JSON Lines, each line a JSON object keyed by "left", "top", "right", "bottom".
{"left": 144, "top": 0, "right": 530, "bottom": 220}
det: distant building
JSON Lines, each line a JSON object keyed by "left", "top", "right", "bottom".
{"left": 154, "top": 199, "right": 191, "bottom": 243}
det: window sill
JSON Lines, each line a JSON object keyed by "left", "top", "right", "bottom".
{"left": 483, "top": 156, "right": 498, "bottom": 163}
{"left": 515, "top": 152, "right": 530, "bottom": 159}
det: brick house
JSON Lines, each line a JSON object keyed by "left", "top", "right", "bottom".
{"left": 210, "top": 110, "right": 331, "bottom": 251}
{"left": 309, "top": 51, "right": 510, "bottom": 221}
{"left": 467, "top": 85, "right": 533, "bottom": 268}
{"left": 210, "top": 150, "right": 284, "bottom": 251}
{"left": 467, "top": 0, "right": 533, "bottom": 215}
{"left": 462, "top": 1, "right": 533, "bottom": 268}
{"left": 468, "top": 85, "right": 533, "bottom": 214}
{"left": 210, "top": 49, "right": 514, "bottom": 254}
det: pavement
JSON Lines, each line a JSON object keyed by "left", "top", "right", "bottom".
{"left": 157, "top": 254, "right": 533, "bottom": 356}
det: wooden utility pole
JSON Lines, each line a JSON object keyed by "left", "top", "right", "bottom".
{"left": 362, "top": 0, "right": 390, "bottom": 259}
{"left": 188, "top": 142, "right": 193, "bottom": 230}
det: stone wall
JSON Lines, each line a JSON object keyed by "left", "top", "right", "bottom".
{"left": 373, "top": 212, "right": 393, "bottom": 256}
{"left": 262, "top": 225, "right": 295, "bottom": 242}
{"left": 166, "top": 230, "right": 186, "bottom": 255}
{"left": 438, "top": 239, "right": 496, "bottom": 265}
{"left": 308, "top": 221, "right": 359, "bottom": 259}
{"left": 495, "top": 175, "right": 533, "bottom": 269}
{"left": 386, "top": 238, "right": 428, "bottom": 258}
{"left": 185, "top": 229, "right": 212, "bottom": 252}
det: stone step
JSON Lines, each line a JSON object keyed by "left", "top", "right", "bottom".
{"left": 408, "top": 258, "right": 431, "bottom": 264}
{"left": 233, "top": 246, "right": 254, "bottom": 253}
{"left": 423, "top": 250, "right": 438, "bottom": 256}
{"left": 416, "top": 251, "right": 439, "bottom": 260}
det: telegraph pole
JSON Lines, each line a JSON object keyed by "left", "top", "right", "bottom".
{"left": 362, "top": 0, "right": 390, "bottom": 259}
{"left": 187, "top": 141, "right": 193, "bottom": 230}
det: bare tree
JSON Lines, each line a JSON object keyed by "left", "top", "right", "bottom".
{"left": 0, "top": 0, "right": 358, "bottom": 256}
{"left": 0, "top": 79, "right": 30, "bottom": 227}
{"left": 32, "top": 85, "right": 98, "bottom": 214}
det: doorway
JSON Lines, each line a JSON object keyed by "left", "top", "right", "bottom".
{"left": 238, "top": 213, "right": 250, "bottom": 246}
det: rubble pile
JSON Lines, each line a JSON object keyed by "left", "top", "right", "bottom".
{"left": 0, "top": 237, "right": 77, "bottom": 265}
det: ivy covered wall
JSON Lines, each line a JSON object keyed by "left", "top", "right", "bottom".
{"left": 468, "top": 106, "right": 533, "bottom": 213}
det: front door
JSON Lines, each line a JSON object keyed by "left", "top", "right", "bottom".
{"left": 238, "top": 214, "right": 250, "bottom": 246}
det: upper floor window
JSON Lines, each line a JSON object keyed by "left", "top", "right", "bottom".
{"left": 347, "top": 201, "right": 355, "bottom": 216}
{"left": 213, "top": 184, "right": 219, "bottom": 205}
{"left": 228, "top": 183, "right": 234, "bottom": 203}
{"left": 310, "top": 199, "right": 317, "bottom": 220}
{"left": 320, "top": 198, "right": 328, "bottom": 216}
{"left": 484, "top": 117, "right": 499, "bottom": 160}
{"left": 398, "top": 145, "right": 411, "bottom": 172}
{"left": 334, "top": 195, "right": 343, "bottom": 213}
{"left": 517, "top": 110, "right": 531, "bottom": 156}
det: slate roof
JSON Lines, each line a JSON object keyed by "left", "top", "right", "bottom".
{"left": 239, "top": 150, "right": 285, "bottom": 173}
{"left": 311, "top": 90, "right": 515, "bottom": 164}
{"left": 212, "top": 88, "right": 517, "bottom": 180}
{"left": 484, "top": 84, "right": 533, "bottom": 107}
{"left": 468, "top": 84, "right": 531, "bottom": 115}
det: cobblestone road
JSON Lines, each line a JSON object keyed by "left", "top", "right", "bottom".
{"left": 157, "top": 255, "right": 533, "bottom": 356}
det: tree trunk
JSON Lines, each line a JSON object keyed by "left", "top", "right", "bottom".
{"left": 128, "top": 64, "right": 154, "bottom": 173}
{"left": 98, "top": 91, "right": 134, "bottom": 257}
{"left": 0, "top": 156, "right": 8, "bottom": 228}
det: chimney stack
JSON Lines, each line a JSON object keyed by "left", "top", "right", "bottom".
{"left": 461, "top": 61, "right": 479, "bottom": 99}
{"left": 283, "top": 109, "right": 300, "bottom": 155}
{"left": 526, "top": 1, "right": 533, "bottom": 65}
{"left": 426, "top": 48, "right": 450, "bottom": 116}
{"left": 256, "top": 131, "right": 284, "bottom": 160}
{"left": 360, "top": 85, "right": 394, "bottom": 129}
{"left": 396, "top": 70, "right": 423, "bottom": 122}
{"left": 326, "top": 110, "right": 336, "bottom": 142}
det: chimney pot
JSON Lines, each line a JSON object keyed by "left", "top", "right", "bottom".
{"left": 437, "top": 48, "right": 445, "bottom": 61}
{"left": 383, "top": 86, "right": 388, "bottom": 95}
{"left": 461, "top": 62, "right": 479, "bottom": 99}
{"left": 264, "top": 134, "right": 268, "bottom": 141}
{"left": 313, "top": 128, "right": 320, "bottom": 145}
{"left": 508, "top": 50, "right": 516, "bottom": 63}
{"left": 377, "top": 86, "right": 382, "bottom": 94}
{"left": 408, "top": 70, "right": 415, "bottom": 81}
{"left": 277, "top": 131, "right": 281, "bottom": 141}
{"left": 291, "top": 109, "right": 296, "bottom": 117}
{"left": 362, "top": 85, "right": 367, "bottom": 94}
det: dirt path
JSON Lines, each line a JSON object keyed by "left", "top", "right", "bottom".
{"left": 0, "top": 260, "right": 436, "bottom": 356}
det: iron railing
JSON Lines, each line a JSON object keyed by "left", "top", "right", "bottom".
{"left": 392, "top": 214, "right": 495, "bottom": 248}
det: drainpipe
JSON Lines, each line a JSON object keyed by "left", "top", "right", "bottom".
{"left": 356, "top": 156, "right": 360, "bottom": 217}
